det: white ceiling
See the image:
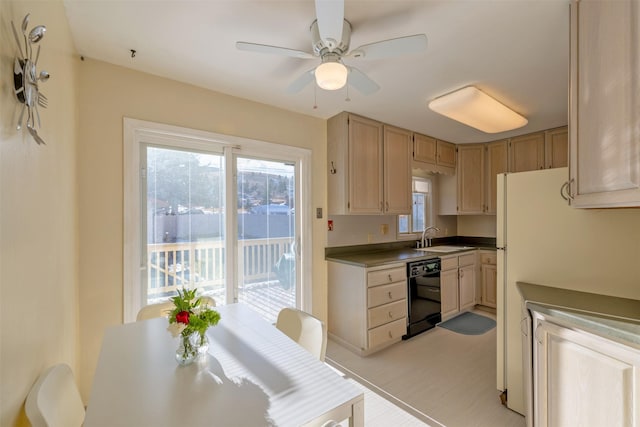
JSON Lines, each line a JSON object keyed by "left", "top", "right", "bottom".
{"left": 63, "top": 0, "right": 570, "bottom": 143}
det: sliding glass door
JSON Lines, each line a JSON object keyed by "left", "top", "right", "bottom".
{"left": 134, "top": 139, "right": 302, "bottom": 324}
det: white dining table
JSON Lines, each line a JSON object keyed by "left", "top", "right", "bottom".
{"left": 84, "top": 303, "right": 364, "bottom": 427}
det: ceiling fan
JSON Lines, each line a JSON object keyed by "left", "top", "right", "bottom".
{"left": 236, "top": 0, "right": 428, "bottom": 95}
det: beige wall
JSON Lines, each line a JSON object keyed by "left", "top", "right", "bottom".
{"left": 76, "top": 58, "right": 327, "bottom": 400}
{"left": 457, "top": 215, "right": 497, "bottom": 237}
{"left": 0, "top": 1, "right": 79, "bottom": 425}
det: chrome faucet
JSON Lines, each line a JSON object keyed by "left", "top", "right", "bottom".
{"left": 421, "top": 226, "right": 440, "bottom": 248}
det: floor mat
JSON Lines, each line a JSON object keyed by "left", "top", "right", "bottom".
{"left": 438, "top": 311, "right": 496, "bottom": 335}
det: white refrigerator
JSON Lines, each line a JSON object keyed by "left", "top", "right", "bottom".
{"left": 496, "top": 167, "right": 640, "bottom": 416}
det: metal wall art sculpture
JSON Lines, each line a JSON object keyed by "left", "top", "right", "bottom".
{"left": 11, "top": 13, "right": 50, "bottom": 145}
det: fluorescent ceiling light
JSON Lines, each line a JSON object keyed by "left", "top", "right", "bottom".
{"left": 428, "top": 86, "right": 528, "bottom": 133}
{"left": 315, "top": 61, "right": 348, "bottom": 91}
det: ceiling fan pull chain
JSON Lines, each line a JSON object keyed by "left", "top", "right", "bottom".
{"left": 313, "top": 83, "right": 318, "bottom": 109}
{"left": 345, "top": 83, "right": 350, "bottom": 102}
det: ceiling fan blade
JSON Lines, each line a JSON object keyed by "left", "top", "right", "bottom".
{"left": 347, "top": 67, "right": 380, "bottom": 95}
{"left": 347, "top": 34, "right": 428, "bottom": 60}
{"left": 314, "top": 0, "right": 344, "bottom": 50}
{"left": 286, "top": 69, "right": 316, "bottom": 94}
{"left": 236, "top": 41, "right": 314, "bottom": 59}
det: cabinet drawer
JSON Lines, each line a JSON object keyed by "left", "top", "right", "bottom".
{"left": 459, "top": 253, "right": 476, "bottom": 267}
{"left": 480, "top": 252, "right": 497, "bottom": 265}
{"left": 368, "top": 300, "right": 407, "bottom": 329}
{"left": 367, "top": 266, "right": 406, "bottom": 287}
{"left": 368, "top": 318, "right": 406, "bottom": 349}
{"left": 441, "top": 256, "right": 458, "bottom": 271}
{"left": 367, "top": 282, "right": 407, "bottom": 308}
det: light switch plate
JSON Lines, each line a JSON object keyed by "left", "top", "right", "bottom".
{"left": 316, "top": 207, "right": 322, "bottom": 219}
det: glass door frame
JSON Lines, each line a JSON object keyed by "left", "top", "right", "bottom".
{"left": 123, "top": 118, "right": 312, "bottom": 323}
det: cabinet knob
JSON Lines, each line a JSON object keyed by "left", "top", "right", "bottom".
{"left": 388, "top": 331, "right": 393, "bottom": 338}
{"left": 460, "top": 270, "right": 464, "bottom": 278}
{"left": 388, "top": 311, "right": 393, "bottom": 318}
{"left": 388, "top": 274, "right": 392, "bottom": 282}
{"left": 385, "top": 201, "right": 389, "bottom": 211}
{"left": 388, "top": 291, "right": 393, "bottom": 299}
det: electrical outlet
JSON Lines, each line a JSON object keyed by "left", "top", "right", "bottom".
{"left": 381, "top": 224, "right": 389, "bottom": 235}
{"left": 367, "top": 233, "right": 373, "bottom": 243}
{"left": 316, "top": 207, "right": 323, "bottom": 219}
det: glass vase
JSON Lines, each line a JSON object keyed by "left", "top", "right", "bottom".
{"left": 175, "top": 332, "right": 209, "bottom": 365}
{"left": 175, "top": 332, "right": 199, "bottom": 365}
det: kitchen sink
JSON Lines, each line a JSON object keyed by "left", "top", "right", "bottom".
{"left": 416, "top": 245, "right": 474, "bottom": 253}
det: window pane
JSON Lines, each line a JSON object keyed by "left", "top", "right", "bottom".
{"left": 412, "top": 193, "right": 426, "bottom": 232}
{"left": 236, "top": 157, "right": 296, "bottom": 323}
{"left": 398, "top": 215, "right": 409, "bottom": 233}
{"left": 145, "top": 147, "right": 225, "bottom": 304}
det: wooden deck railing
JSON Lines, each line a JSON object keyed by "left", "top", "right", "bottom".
{"left": 147, "top": 237, "right": 294, "bottom": 297}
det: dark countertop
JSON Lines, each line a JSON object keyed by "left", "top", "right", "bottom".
{"left": 325, "top": 245, "right": 495, "bottom": 268}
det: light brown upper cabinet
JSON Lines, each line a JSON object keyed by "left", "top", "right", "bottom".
{"left": 545, "top": 127, "right": 568, "bottom": 169}
{"left": 413, "top": 134, "right": 456, "bottom": 174}
{"left": 436, "top": 140, "right": 456, "bottom": 168}
{"left": 568, "top": 0, "right": 640, "bottom": 208}
{"left": 383, "top": 125, "right": 413, "bottom": 214}
{"left": 457, "top": 144, "right": 485, "bottom": 214}
{"left": 485, "top": 140, "right": 509, "bottom": 214}
{"left": 509, "top": 132, "right": 545, "bottom": 172}
{"left": 327, "top": 112, "right": 411, "bottom": 215}
{"left": 413, "top": 133, "right": 437, "bottom": 164}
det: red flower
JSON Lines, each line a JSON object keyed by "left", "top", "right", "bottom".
{"left": 176, "top": 311, "right": 190, "bottom": 325}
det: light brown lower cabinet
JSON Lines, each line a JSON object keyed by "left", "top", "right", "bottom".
{"left": 328, "top": 262, "right": 407, "bottom": 356}
{"left": 440, "top": 252, "right": 477, "bottom": 320}
{"left": 480, "top": 251, "right": 497, "bottom": 308}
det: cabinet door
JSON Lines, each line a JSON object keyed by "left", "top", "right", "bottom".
{"left": 480, "top": 264, "right": 497, "bottom": 308}
{"left": 533, "top": 317, "right": 640, "bottom": 427}
{"left": 545, "top": 127, "right": 568, "bottom": 169}
{"left": 510, "top": 132, "right": 545, "bottom": 172}
{"left": 486, "top": 140, "right": 508, "bottom": 215}
{"left": 383, "top": 125, "right": 412, "bottom": 214}
{"left": 569, "top": 0, "right": 640, "bottom": 208}
{"left": 413, "top": 133, "right": 436, "bottom": 164}
{"left": 348, "top": 115, "right": 384, "bottom": 213}
{"left": 457, "top": 144, "right": 485, "bottom": 214}
{"left": 458, "top": 264, "right": 476, "bottom": 312}
{"left": 440, "top": 269, "right": 459, "bottom": 319}
{"left": 437, "top": 140, "right": 456, "bottom": 168}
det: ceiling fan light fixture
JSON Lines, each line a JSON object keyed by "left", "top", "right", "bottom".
{"left": 315, "top": 61, "right": 348, "bottom": 91}
{"left": 428, "top": 86, "right": 528, "bottom": 133}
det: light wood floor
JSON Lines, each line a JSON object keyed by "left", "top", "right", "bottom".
{"left": 326, "top": 311, "right": 526, "bottom": 427}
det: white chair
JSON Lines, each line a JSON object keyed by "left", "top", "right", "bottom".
{"left": 136, "top": 300, "right": 174, "bottom": 321}
{"left": 136, "top": 296, "right": 216, "bottom": 321}
{"left": 276, "top": 307, "right": 327, "bottom": 362}
{"left": 25, "top": 364, "right": 85, "bottom": 427}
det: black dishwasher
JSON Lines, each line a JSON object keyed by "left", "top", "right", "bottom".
{"left": 404, "top": 258, "right": 441, "bottom": 339}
